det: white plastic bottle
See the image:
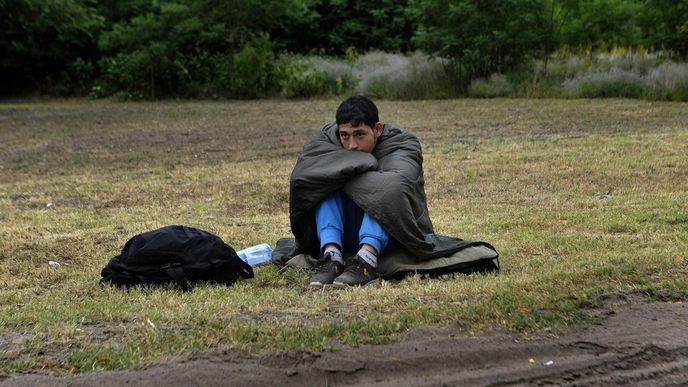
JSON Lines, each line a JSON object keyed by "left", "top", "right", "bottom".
{"left": 236, "top": 243, "right": 273, "bottom": 266}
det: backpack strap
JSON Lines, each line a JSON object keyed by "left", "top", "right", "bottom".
{"left": 234, "top": 258, "right": 254, "bottom": 279}
{"left": 161, "top": 263, "right": 191, "bottom": 291}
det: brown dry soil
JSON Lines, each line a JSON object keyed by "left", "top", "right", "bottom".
{"left": 3, "top": 292, "right": 687, "bottom": 386}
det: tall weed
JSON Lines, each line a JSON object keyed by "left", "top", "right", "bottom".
{"left": 562, "top": 69, "right": 646, "bottom": 98}
{"left": 231, "top": 34, "right": 274, "bottom": 99}
{"left": 275, "top": 51, "right": 458, "bottom": 100}
{"left": 468, "top": 74, "right": 512, "bottom": 98}
{"left": 275, "top": 56, "right": 355, "bottom": 98}
{"left": 273, "top": 49, "right": 688, "bottom": 101}
{"left": 645, "top": 61, "right": 688, "bottom": 101}
{"left": 530, "top": 49, "right": 688, "bottom": 101}
{"left": 352, "top": 51, "right": 454, "bottom": 99}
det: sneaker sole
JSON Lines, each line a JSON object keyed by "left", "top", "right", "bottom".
{"left": 309, "top": 281, "right": 340, "bottom": 289}
{"left": 332, "top": 278, "right": 381, "bottom": 288}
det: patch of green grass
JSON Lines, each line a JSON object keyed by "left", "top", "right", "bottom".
{"left": 1, "top": 99, "right": 687, "bottom": 373}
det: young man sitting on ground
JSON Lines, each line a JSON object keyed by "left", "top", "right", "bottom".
{"left": 308, "top": 96, "right": 390, "bottom": 287}
{"left": 284, "top": 95, "right": 498, "bottom": 288}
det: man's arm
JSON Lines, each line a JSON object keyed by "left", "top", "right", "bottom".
{"left": 289, "top": 127, "right": 378, "bottom": 221}
{"left": 342, "top": 128, "right": 433, "bottom": 253}
{"left": 288, "top": 124, "right": 381, "bottom": 256}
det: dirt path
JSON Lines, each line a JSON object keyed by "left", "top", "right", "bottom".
{"left": 3, "top": 293, "right": 687, "bottom": 386}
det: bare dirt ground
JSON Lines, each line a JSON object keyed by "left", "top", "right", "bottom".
{"left": 3, "top": 292, "right": 687, "bottom": 386}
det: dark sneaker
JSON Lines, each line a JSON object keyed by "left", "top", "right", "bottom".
{"left": 332, "top": 257, "right": 380, "bottom": 287}
{"left": 309, "top": 255, "right": 345, "bottom": 288}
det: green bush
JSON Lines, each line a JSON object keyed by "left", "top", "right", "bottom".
{"left": 528, "top": 50, "right": 688, "bottom": 100}
{"left": 231, "top": 34, "right": 274, "bottom": 98}
{"left": 61, "top": 58, "right": 96, "bottom": 95}
{"left": 99, "top": 43, "right": 174, "bottom": 100}
{"left": 581, "top": 76, "right": 645, "bottom": 98}
{"left": 561, "top": 69, "right": 646, "bottom": 98}
{"left": 468, "top": 74, "right": 512, "bottom": 98}
{"left": 171, "top": 52, "right": 232, "bottom": 98}
{"left": 645, "top": 62, "right": 688, "bottom": 101}
{"left": 276, "top": 58, "right": 334, "bottom": 98}
{"left": 0, "top": 0, "right": 104, "bottom": 96}
{"left": 354, "top": 51, "right": 455, "bottom": 99}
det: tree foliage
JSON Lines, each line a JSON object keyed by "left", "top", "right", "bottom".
{"left": 292, "top": 0, "right": 414, "bottom": 55}
{"left": 1, "top": 0, "right": 687, "bottom": 98}
{"left": 96, "top": 0, "right": 303, "bottom": 98}
{"left": 637, "top": 0, "right": 688, "bottom": 57}
{"left": 0, "top": 0, "right": 103, "bottom": 94}
{"left": 557, "top": 0, "right": 643, "bottom": 51}
{"left": 410, "top": 0, "right": 549, "bottom": 88}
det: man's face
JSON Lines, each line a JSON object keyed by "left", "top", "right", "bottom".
{"left": 338, "top": 122, "right": 383, "bottom": 153}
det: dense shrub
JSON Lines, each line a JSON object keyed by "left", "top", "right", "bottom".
{"left": 276, "top": 58, "right": 341, "bottom": 98}
{"left": 468, "top": 74, "right": 512, "bottom": 98}
{"left": 532, "top": 50, "right": 687, "bottom": 101}
{"left": 645, "top": 62, "right": 688, "bottom": 101}
{"left": 64, "top": 58, "right": 96, "bottom": 93}
{"left": 352, "top": 51, "right": 455, "bottom": 99}
{"left": 231, "top": 34, "right": 275, "bottom": 98}
{"left": 3, "top": 0, "right": 688, "bottom": 99}
{"left": 273, "top": 51, "right": 458, "bottom": 100}
{"left": 0, "top": 0, "right": 103, "bottom": 96}
{"left": 562, "top": 69, "right": 646, "bottom": 98}
{"left": 411, "top": 0, "right": 550, "bottom": 88}
{"left": 99, "top": 43, "right": 176, "bottom": 100}
{"left": 276, "top": 50, "right": 688, "bottom": 101}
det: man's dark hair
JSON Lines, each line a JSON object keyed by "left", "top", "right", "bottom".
{"left": 336, "top": 95, "right": 379, "bottom": 128}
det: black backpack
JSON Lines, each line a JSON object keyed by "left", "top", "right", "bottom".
{"left": 100, "top": 225, "right": 254, "bottom": 291}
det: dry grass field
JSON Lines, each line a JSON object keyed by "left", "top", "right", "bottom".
{"left": 1, "top": 98, "right": 686, "bottom": 374}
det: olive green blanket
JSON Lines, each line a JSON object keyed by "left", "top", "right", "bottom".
{"left": 273, "top": 123, "right": 499, "bottom": 277}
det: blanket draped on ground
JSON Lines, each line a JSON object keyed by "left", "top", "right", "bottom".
{"left": 273, "top": 123, "right": 499, "bottom": 277}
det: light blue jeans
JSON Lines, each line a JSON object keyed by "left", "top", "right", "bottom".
{"left": 316, "top": 191, "right": 390, "bottom": 255}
